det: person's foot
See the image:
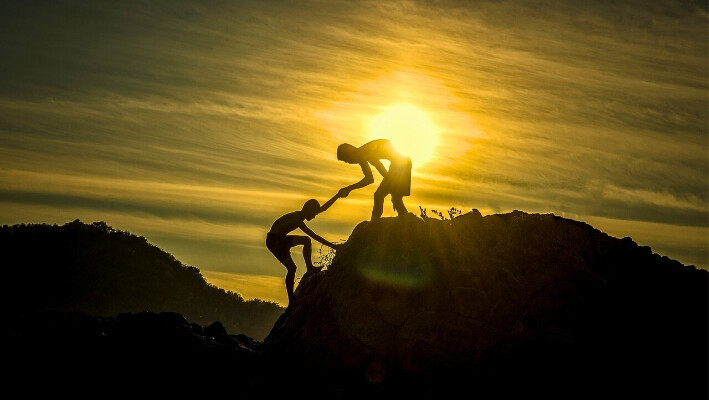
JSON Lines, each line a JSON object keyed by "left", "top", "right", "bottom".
{"left": 397, "top": 211, "right": 417, "bottom": 218}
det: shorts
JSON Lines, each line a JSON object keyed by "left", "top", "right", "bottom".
{"left": 266, "top": 233, "right": 294, "bottom": 262}
{"left": 384, "top": 156, "right": 412, "bottom": 196}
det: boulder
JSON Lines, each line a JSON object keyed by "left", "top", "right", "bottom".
{"left": 266, "top": 211, "right": 708, "bottom": 397}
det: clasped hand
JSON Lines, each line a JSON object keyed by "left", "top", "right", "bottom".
{"left": 338, "top": 187, "right": 351, "bottom": 198}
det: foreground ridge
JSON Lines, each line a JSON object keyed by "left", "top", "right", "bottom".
{"left": 2, "top": 211, "right": 706, "bottom": 398}
{"left": 267, "top": 210, "right": 707, "bottom": 398}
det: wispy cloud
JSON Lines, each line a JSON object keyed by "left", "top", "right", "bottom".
{"left": 0, "top": 0, "right": 706, "bottom": 304}
{"left": 602, "top": 185, "right": 707, "bottom": 213}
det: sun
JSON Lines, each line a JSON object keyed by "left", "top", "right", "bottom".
{"left": 369, "top": 103, "right": 438, "bottom": 167}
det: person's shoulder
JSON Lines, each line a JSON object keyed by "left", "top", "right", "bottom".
{"left": 270, "top": 211, "right": 303, "bottom": 233}
{"left": 361, "top": 139, "right": 391, "bottom": 154}
{"left": 275, "top": 211, "right": 303, "bottom": 224}
{"left": 284, "top": 210, "right": 303, "bottom": 220}
{"left": 365, "top": 138, "right": 391, "bottom": 147}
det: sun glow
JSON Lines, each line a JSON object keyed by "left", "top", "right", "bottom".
{"left": 369, "top": 103, "right": 439, "bottom": 167}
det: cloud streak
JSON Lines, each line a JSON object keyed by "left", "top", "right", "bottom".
{"left": 0, "top": 0, "right": 706, "bottom": 305}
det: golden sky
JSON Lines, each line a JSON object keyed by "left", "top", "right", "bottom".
{"left": 1, "top": 1, "right": 707, "bottom": 305}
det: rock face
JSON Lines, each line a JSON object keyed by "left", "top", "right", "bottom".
{"left": 3, "top": 310, "right": 267, "bottom": 392}
{"left": 266, "top": 211, "right": 707, "bottom": 398}
{"left": 3, "top": 212, "right": 705, "bottom": 398}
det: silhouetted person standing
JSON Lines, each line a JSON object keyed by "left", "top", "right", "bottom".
{"left": 267, "top": 194, "right": 339, "bottom": 307}
{"left": 337, "top": 139, "right": 412, "bottom": 220}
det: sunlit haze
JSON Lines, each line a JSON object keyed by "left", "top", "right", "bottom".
{"left": 369, "top": 103, "right": 439, "bottom": 167}
{"left": 0, "top": 1, "right": 706, "bottom": 305}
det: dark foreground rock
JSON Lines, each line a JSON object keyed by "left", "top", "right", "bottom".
{"left": 266, "top": 211, "right": 708, "bottom": 399}
{"left": 4, "top": 311, "right": 261, "bottom": 390}
{"left": 2, "top": 211, "right": 707, "bottom": 399}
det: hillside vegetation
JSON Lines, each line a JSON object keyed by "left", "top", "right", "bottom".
{"left": 0, "top": 220, "right": 282, "bottom": 340}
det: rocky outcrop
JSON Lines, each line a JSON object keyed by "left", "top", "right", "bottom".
{"left": 3, "top": 311, "right": 266, "bottom": 390}
{"left": 266, "top": 211, "right": 707, "bottom": 398}
{"left": 2, "top": 212, "right": 705, "bottom": 398}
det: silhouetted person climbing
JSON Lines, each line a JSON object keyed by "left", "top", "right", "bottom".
{"left": 337, "top": 139, "right": 412, "bottom": 220}
{"left": 267, "top": 194, "right": 340, "bottom": 307}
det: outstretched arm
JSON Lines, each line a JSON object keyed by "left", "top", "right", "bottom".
{"left": 369, "top": 159, "right": 388, "bottom": 178}
{"left": 299, "top": 222, "right": 337, "bottom": 249}
{"left": 318, "top": 192, "right": 340, "bottom": 214}
{"left": 339, "top": 161, "right": 374, "bottom": 197}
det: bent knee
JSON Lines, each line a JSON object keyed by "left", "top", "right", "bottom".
{"left": 373, "top": 191, "right": 387, "bottom": 201}
{"left": 280, "top": 256, "right": 297, "bottom": 268}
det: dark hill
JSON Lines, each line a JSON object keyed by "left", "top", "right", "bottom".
{"left": 266, "top": 210, "right": 708, "bottom": 398}
{"left": 0, "top": 220, "right": 282, "bottom": 340}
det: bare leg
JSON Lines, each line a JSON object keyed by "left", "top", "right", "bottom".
{"left": 292, "top": 236, "right": 321, "bottom": 273}
{"left": 282, "top": 258, "right": 297, "bottom": 306}
{"left": 392, "top": 195, "right": 407, "bottom": 216}
{"left": 302, "top": 238, "right": 314, "bottom": 271}
{"left": 372, "top": 184, "right": 387, "bottom": 220}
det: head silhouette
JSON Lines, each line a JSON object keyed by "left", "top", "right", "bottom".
{"left": 301, "top": 199, "right": 321, "bottom": 220}
{"left": 337, "top": 143, "right": 357, "bottom": 164}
